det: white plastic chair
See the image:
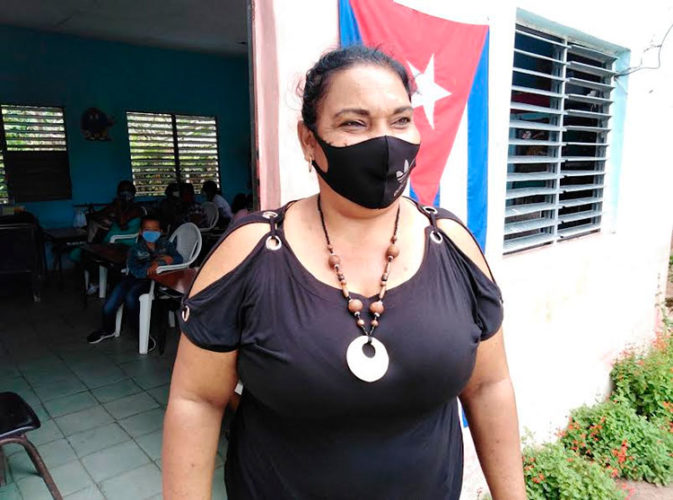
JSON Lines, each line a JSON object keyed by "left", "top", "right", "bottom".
{"left": 199, "top": 202, "right": 219, "bottom": 233}
{"left": 96, "top": 232, "right": 139, "bottom": 299}
{"left": 83, "top": 232, "right": 139, "bottom": 299}
{"left": 115, "top": 223, "right": 202, "bottom": 354}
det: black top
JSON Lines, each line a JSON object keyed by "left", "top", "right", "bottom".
{"left": 178, "top": 200, "right": 503, "bottom": 500}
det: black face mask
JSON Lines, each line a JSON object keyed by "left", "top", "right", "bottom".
{"left": 312, "top": 134, "right": 420, "bottom": 209}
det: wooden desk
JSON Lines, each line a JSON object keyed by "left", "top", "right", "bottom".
{"left": 44, "top": 227, "right": 87, "bottom": 287}
{"left": 153, "top": 267, "right": 199, "bottom": 296}
{"left": 80, "top": 243, "right": 130, "bottom": 306}
{"left": 151, "top": 267, "right": 199, "bottom": 354}
{"left": 81, "top": 243, "right": 129, "bottom": 266}
{"left": 44, "top": 227, "right": 87, "bottom": 242}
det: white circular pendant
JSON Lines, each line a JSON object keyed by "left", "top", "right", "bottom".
{"left": 346, "top": 336, "right": 389, "bottom": 383}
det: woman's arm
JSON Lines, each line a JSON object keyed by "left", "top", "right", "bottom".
{"left": 162, "top": 222, "right": 269, "bottom": 499}
{"left": 438, "top": 219, "right": 525, "bottom": 500}
{"left": 163, "top": 339, "right": 237, "bottom": 499}
{"left": 460, "top": 329, "right": 525, "bottom": 500}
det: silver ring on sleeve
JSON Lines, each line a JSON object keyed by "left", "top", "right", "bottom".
{"left": 265, "top": 235, "right": 283, "bottom": 251}
{"left": 430, "top": 231, "right": 443, "bottom": 244}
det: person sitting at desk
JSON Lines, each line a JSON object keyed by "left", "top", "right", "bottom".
{"left": 231, "top": 193, "right": 251, "bottom": 223}
{"left": 87, "top": 214, "right": 183, "bottom": 347}
{"left": 88, "top": 180, "right": 145, "bottom": 243}
{"left": 158, "top": 182, "right": 185, "bottom": 234}
{"left": 201, "top": 180, "right": 232, "bottom": 229}
{"left": 179, "top": 182, "right": 206, "bottom": 227}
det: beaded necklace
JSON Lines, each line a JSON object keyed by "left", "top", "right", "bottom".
{"left": 317, "top": 195, "right": 400, "bottom": 382}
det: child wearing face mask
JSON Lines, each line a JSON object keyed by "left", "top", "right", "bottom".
{"left": 86, "top": 214, "right": 183, "bottom": 347}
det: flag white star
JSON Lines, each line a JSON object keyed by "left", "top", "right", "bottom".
{"left": 408, "top": 55, "right": 451, "bottom": 129}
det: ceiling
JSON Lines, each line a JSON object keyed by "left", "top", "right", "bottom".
{"left": 0, "top": 0, "right": 248, "bottom": 55}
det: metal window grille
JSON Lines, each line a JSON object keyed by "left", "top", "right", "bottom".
{"left": 0, "top": 152, "right": 6, "bottom": 204}
{"left": 504, "top": 25, "right": 616, "bottom": 254}
{"left": 1, "top": 105, "right": 67, "bottom": 151}
{"left": 127, "top": 112, "right": 220, "bottom": 196}
{"left": 0, "top": 105, "right": 70, "bottom": 203}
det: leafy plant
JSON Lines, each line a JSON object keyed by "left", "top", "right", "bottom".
{"left": 523, "top": 441, "right": 625, "bottom": 500}
{"left": 611, "top": 327, "right": 673, "bottom": 426}
{"left": 559, "top": 398, "right": 673, "bottom": 484}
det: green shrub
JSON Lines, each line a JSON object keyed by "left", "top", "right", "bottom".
{"left": 523, "top": 441, "right": 625, "bottom": 500}
{"left": 559, "top": 398, "right": 673, "bottom": 484}
{"left": 611, "top": 328, "right": 673, "bottom": 427}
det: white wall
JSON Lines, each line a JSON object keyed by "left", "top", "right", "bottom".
{"left": 489, "top": 0, "right": 673, "bottom": 433}
{"left": 474, "top": 2, "right": 673, "bottom": 497}
{"left": 254, "top": 1, "right": 673, "bottom": 498}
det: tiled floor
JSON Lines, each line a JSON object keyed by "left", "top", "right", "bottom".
{"left": 0, "top": 277, "right": 228, "bottom": 499}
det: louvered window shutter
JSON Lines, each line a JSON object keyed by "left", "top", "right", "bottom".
{"left": 127, "top": 112, "right": 220, "bottom": 196}
{"left": 505, "top": 25, "right": 616, "bottom": 253}
{"left": 1, "top": 105, "right": 71, "bottom": 202}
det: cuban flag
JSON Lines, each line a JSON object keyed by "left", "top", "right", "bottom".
{"left": 339, "top": 0, "right": 490, "bottom": 249}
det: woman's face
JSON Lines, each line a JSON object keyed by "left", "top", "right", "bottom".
{"left": 300, "top": 64, "right": 420, "bottom": 165}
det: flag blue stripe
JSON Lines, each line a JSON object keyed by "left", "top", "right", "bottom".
{"left": 339, "top": 0, "right": 363, "bottom": 46}
{"left": 466, "top": 31, "right": 490, "bottom": 250}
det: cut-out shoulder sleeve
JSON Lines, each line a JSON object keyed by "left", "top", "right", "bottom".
{"left": 435, "top": 208, "right": 504, "bottom": 341}
{"left": 178, "top": 216, "right": 270, "bottom": 352}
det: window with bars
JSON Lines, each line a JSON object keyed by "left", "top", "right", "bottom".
{"left": 0, "top": 153, "right": 6, "bottom": 204}
{"left": 0, "top": 104, "right": 71, "bottom": 203}
{"left": 504, "top": 25, "right": 616, "bottom": 254}
{"left": 127, "top": 112, "right": 220, "bottom": 196}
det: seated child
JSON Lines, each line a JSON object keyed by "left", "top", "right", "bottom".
{"left": 87, "top": 214, "right": 183, "bottom": 347}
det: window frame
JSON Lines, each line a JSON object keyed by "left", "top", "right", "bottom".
{"left": 126, "top": 110, "right": 222, "bottom": 197}
{"left": 0, "top": 103, "right": 71, "bottom": 204}
{"left": 504, "top": 22, "right": 619, "bottom": 254}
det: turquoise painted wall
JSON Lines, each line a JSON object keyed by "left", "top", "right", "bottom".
{"left": 0, "top": 25, "right": 251, "bottom": 228}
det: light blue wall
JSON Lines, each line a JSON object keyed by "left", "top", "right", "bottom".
{"left": 0, "top": 25, "right": 251, "bottom": 228}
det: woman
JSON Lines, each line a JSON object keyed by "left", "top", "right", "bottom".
{"left": 202, "top": 180, "right": 233, "bottom": 228}
{"left": 163, "top": 46, "right": 525, "bottom": 499}
{"left": 88, "top": 180, "right": 144, "bottom": 242}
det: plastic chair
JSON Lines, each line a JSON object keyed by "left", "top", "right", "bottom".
{"left": 82, "top": 230, "right": 139, "bottom": 300}
{"left": 115, "top": 223, "right": 202, "bottom": 354}
{"left": 0, "top": 393, "right": 62, "bottom": 499}
{"left": 200, "top": 202, "right": 220, "bottom": 233}
{"left": 94, "top": 232, "right": 139, "bottom": 299}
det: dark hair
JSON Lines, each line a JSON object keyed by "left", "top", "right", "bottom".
{"left": 301, "top": 45, "right": 413, "bottom": 132}
{"left": 165, "top": 182, "right": 179, "bottom": 197}
{"left": 202, "top": 180, "right": 219, "bottom": 195}
{"left": 140, "top": 213, "right": 161, "bottom": 228}
{"left": 117, "top": 180, "right": 136, "bottom": 195}
{"left": 231, "top": 193, "right": 248, "bottom": 213}
{"left": 179, "top": 182, "right": 195, "bottom": 195}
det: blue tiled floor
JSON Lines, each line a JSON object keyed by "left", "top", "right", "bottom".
{"left": 0, "top": 279, "right": 228, "bottom": 499}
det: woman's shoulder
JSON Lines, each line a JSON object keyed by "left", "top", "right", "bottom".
{"left": 436, "top": 217, "right": 494, "bottom": 282}
{"left": 188, "top": 210, "right": 279, "bottom": 297}
{"left": 403, "top": 198, "right": 494, "bottom": 281}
